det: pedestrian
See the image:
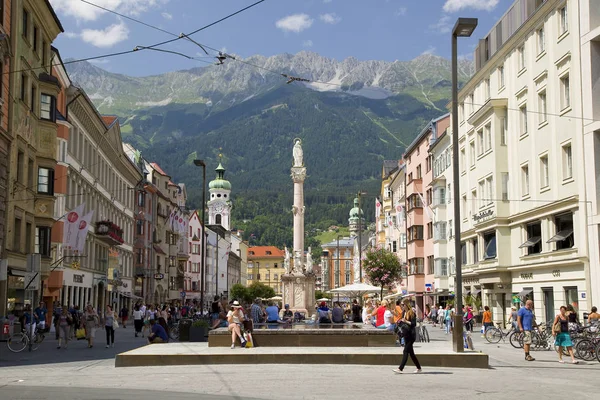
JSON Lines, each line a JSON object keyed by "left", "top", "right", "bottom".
{"left": 34, "top": 302, "right": 48, "bottom": 332}
{"left": 430, "top": 304, "right": 438, "bottom": 327}
{"left": 104, "top": 305, "right": 117, "bottom": 348}
{"left": 508, "top": 307, "right": 518, "bottom": 330}
{"left": 82, "top": 304, "right": 99, "bottom": 348}
{"left": 53, "top": 302, "right": 62, "bottom": 340}
{"left": 552, "top": 306, "right": 578, "bottom": 364}
{"left": 438, "top": 305, "right": 444, "bottom": 328}
{"left": 444, "top": 305, "right": 452, "bottom": 334}
{"left": 120, "top": 306, "right": 129, "bottom": 329}
{"left": 588, "top": 306, "right": 600, "bottom": 323}
{"left": 517, "top": 300, "right": 535, "bottom": 361}
{"left": 482, "top": 306, "right": 493, "bottom": 336}
{"left": 132, "top": 305, "right": 144, "bottom": 337}
{"left": 393, "top": 299, "right": 422, "bottom": 374}
{"left": 147, "top": 319, "right": 168, "bottom": 344}
{"left": 227, "top": 301, "right": 246, "bottom": 349}
{"left": 57, "top": 306, "right": 73, "bottom": 349}
{"left": 351, "top": 299, "right": 362, "bottom": 323}
{"left": 566, "top": 304, "right": 580, "bottom": 331}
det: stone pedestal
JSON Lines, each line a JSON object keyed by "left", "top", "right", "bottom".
{"left": 282, "top": 273, "right": 316, "bottom": 317}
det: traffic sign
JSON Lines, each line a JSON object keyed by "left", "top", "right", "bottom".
{"left": 24, "top": 272, "right": 40, "bottom": 291}
{"left": 180, "top": 291, "right": 186, "bottom": 299}
{"left": 425, "top": 283, "right": 432, "bottom": 292}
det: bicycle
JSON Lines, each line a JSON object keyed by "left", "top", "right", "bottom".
{"left": 417, "top": 320, "right": 430, "bottom": 343}
{"left": 168, "top": 320, "right": 180, "bottom": 341}
{"left": 7, "top": 325, "right": 45, "bottom": 353}
{"left": 484, "top": 322, "right": 517, "bottom": 344}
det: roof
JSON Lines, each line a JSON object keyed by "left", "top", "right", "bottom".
{"left": 382, "top": 160, "right": 399, "bottom": 179}
{"left": 150, "top": 163, "right": 169, "bottom": 177}
{"left": 322, "top": 238, "right": 354, "bottom": 248}
{"left": 45, "top": 0, "right": 65, "bottom": 33}
{"left": 404, "top": 113, "right": 450, "bottom": 156}
{"left": 102, "top": 116, "right": 118, "bottom": 128}
{"left": 247, "top": 246, "right": 285, "bottom": 258}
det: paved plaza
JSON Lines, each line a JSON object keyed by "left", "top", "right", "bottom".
{"left": 0, "top": 324, "right": 598, "bottom": 399}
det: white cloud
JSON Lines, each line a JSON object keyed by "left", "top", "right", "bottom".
{"left": 63, "top": 32, "right": 79, "bottom": 38}
{"left": 50, "top": 0, "right": 169, "bottom": 22}
{"left": 302, "top": 40, "right": 313, "bottom": 48}
{"left": 421, "top": 46, "right": 436, "bottom": 56}
{"left": 275, "top": 14, "right": 314, "bottom": 33}
{"left": 395, "top": 7, "right": 407, "bottom": 17}
{"left": 319, "top": 13, "right": 341, "bottom": 24}
{"left": 161, "top": 12, "right": 172, "bottom": 20}
{"left": 81, "top": 21, "right": 130, "bottom": 48}
{"left": 443, "top": 0, "right": 499, "bottom": 13}
{"left": 429, "top": 15, "right": 451, "bottom": 34}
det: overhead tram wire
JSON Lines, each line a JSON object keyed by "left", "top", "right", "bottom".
{"left": 2, "top": 0, "right": 268, "bottom": 77}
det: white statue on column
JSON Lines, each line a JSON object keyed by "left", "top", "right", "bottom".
{"left": 305, "top": 247, "right": 313, "bottom": 274}
{"left": 293, "top": 139, "right": 303, "bottom": 167}
{"left": 293, "top": 250, "right": 303, "bottom": 274}
{"left": 284, "top": 245, "right": 291, "bottom": 274}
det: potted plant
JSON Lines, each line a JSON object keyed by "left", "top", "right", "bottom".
{"left": 189, "top": 319, "right": 210, "bottom": 342}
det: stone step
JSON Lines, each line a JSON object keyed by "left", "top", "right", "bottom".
{"left": 115, "top": 343, "right": 488, "bottom": 369}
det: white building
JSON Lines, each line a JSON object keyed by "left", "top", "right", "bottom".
{"left": 187, "top": 210, "right": 203, "bottom": 300}
{"left": 457, "top": 0, "right": 590, "bottom": 322}
{"left": 429, "top": 130, "right": 456, "bottom": 300}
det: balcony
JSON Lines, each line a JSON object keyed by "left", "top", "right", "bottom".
{"left": 95, "top": 220, "right": 125, "bottom": 246}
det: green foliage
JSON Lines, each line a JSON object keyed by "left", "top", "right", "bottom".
{"left": 191, "top": 319, "right": 210, "bottom": 328}
{"left": 247, "top": 282, "right": 276, "bottom": 302}
{"left": 464, "top": 294, "right": 473, "bottom": 307}
{"left": 363, "top": 248, "right": 403, "bottom": 298}
{"left": 315, "top": 290, "right": 332, "bottom": 301}
{"left": 229, "top": 284, "right": 249, "bottom": 304}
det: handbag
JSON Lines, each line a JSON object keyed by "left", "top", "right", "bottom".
{"left": 76, "top": 328, "right": 86, "bottom": 340}
{"left": 552, "top": 318, "right": 561, "bottom": 334}
{"left": 113, "top": 313, "right": 119, "bottom": 329}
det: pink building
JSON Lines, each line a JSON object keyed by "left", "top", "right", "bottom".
{"left": 404, "top": 114, "right": 450, "bottom": 316}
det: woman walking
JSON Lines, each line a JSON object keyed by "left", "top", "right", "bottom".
{"left": 82, "top": 304, "right": 99, "bottom": 348}
{"left": 104, "top": 305, "right": 117, "bottom": 348}
{"left": 57, "top": 306, "right": 72, "bottom": 349}
{"left": 553, "top": 306, "right": 578, "bottom": 364}
{"left": 393, "top": 299, "right": 422, "bottom": 374}
{"left": 132, "top": 305, "right": 144, "bottom": 337}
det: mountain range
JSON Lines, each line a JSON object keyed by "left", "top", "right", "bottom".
{"left": 65, "top": 51, "right": 473, "bottom": 246}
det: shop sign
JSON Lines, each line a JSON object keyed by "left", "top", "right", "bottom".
{"left": 520, "top": 273, "right": 533, "bottom": 279}
{"left": 552, "top": 270, "right": 561, "bottom": 277}
{"left": 473, "top": 209, "right": 494, "bottom": 223}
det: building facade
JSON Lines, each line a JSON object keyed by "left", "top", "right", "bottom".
{"left": 247, "top": 246, "right": 284, "bottom": 293}
{"left": 458, "top": 0, "right": 590, "bottom": 322}
{"left": 321, "top": 237, "right": 354, "bottom": 290}
{"left": 387, "top": 162, "right": 408, "bottom": 290}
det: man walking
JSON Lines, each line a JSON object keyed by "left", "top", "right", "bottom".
{"left": 518, "top": 300, "right": 535, "bottom": 361}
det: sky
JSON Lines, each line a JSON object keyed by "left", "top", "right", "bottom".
{"left": 50, "top": 0, "right": 516, "bottom": 77}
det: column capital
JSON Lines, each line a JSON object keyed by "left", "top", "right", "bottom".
{"left": 290, "top": 167, "right": 306, "bottom": 183}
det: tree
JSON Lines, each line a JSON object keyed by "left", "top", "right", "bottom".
{"left": 230, "top": 284, "right": 249, "bottom": 304}
{"left": 315, "top": 290, "right": 332, "bottom": 301}
{"left": 363, "top": 247, "right": 403, "bottom": 298}
{"left": 247, "top": 282, "right": 276, "bottom": 302}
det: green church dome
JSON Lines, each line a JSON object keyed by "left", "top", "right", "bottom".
{"left": 208, "top": 163, "right": 231, "bottom": 190}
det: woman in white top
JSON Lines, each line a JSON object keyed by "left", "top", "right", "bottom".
{"left": 383, "top": 303, "right": 395, "bottom": 331}
{"left": 227, "top": 301, "right": 246, "bottom": 349}
{"left": 132, "top": 305, "right": 144, "bottom": 337}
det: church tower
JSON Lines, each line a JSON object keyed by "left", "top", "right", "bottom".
{"left": 348, "top": 197, "right": 364, "bottom": 236}
{"left": 207, "top": 157, "right": 232, "bottom": 230}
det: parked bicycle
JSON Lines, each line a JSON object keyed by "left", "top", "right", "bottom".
{"left": 484, "top": 322, "right": 518, "bottom": 345}
{"left": 416, "top": 319, "right": 430, "bottom": 343}
{"left": 7, "top": 325, "right": 46, "bottom": 353}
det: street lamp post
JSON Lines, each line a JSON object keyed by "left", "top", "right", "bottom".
{"left": 193, "top": 159, "right": 207, "bottom": 314}
{"left": 357, "top": 191, "right": 367, "bottom": 282}
{"left": 451, "top": 17, "right": 478, "bottom": 353}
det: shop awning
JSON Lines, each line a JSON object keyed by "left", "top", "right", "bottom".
{"left": 517, "top": 289, "right": 532, "bottom": 297}
{"left": 473, "top": 289, "right": 481, "bottom": 296}
{"left": 547, "top": 229, "right": 573, "bottom": 243}
{"left": 519, "top": 236, "right": 541, "bottom": 248}
{"left": 465, "top": 290, "right": 471, "bottom": 296}
{"left": 153, "top": 245, "right": 166, "bottom": 255}
{"left": 120, "top": 292, "right": 142, "bottom": 299}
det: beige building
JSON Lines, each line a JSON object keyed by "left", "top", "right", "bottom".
{"left": 457, "top": 0, "right": 590, "bottom": 322}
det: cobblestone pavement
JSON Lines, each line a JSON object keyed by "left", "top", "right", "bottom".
{"left": 0, "top": 322, "right": 597, "bottom": 400}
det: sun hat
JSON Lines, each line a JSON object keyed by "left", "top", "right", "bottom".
{"left": 232, "top": 300, "right": 242, "bottom": 308}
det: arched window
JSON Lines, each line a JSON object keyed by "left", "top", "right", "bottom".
{"left": 216, "top": 214, "right": 222, "bottom": 225}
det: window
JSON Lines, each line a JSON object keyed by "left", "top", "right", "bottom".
{"left": 501, "top": 173, "right": 509, "bottom": 201}
{"left": 461, "top": 242, "right": 467, "bottom": 265}
{"left": 434, "top": 258, "right": 448, "bottom": 277}
{"left": 407, "top": 225, "right": 424, "bottom": 241}
{"left": 433, "top": 187, "right": 445, "bottom": 206}
{"left": 42, "top": 40, "right": 47, "bottom": 66}
{"left": 537, "top": 26, "right": 545, "bottom": 54}
{"left": 498, "top": 65, "right": 505, "bottom": 88}
{"left": 136, "top": 220, "right": 144, "bottom": 235}
{"left": 30, "top": 85, "right": 36, "bottom": 112}
{"left": 459, "top": 103, "right": 464, "bottom": 122}
{"left": 548, "top": 212, "right": 574, "bottom": 250}
{"left": 215, "top": 214, "right": 222, "bottom": 225}
{"left": 461, "top": 195, "right": 467, "bottom": 219}
{"left": 521, "top": 164, "right": 530, "bottom": 196}
{"left": 485, "top": 124, "right": 491, "bottom": 152}
{"left": 426, "top": 156, "right": 432, "bottom": 173}
{"left": 407, "top": 172, "right": 413, "bottom": 183}
{"left": 468, "top": 94, "right": 474, "bottom": 115}
{"left": 434, "top": 222, "right": 447, "bottom": 241}
{"left": 486, "top": 177, "right": 493, "bottom": 205}
{"left": 520, "top": 221, "right": 542, "bottom": 255}
{"left": 399, "top": 233, "right": 406, "bottom": 248}
{"left": 473, "top": 238, "right": 479, "bottom": 263}
{"left": 35, "top": 227, "right": 51, "bottom": 256}
{"left": 559, "top": 5, "right": 568, "bottom": 35}
{"left": 448, "top": 219, "right": 453, "bottom": 238}
{"left": 37, "top": 167, "right": 54, "bottom": 195}
{"left": 483, "top": 231, "right": 497, "bottom": 259}
{"left": 136, "top": 248, "right": 143, "bottom": 264}
{"left": 460, "top": 148, "right": 466, "bottom": 172}
{"left": 477, "top": 131, "right": 483, "bottom": 156}
{"left": 27, "top": 158, "right": 34, "bottom": 188}
{"left": 540, "top": 155, "right": 549, "bottom": 189}
{"left": 22, "top": 9, "right": 28, "bottom": 38}
{"left": 427, "top": 255, "right": 434, "bottom": 275}
{"left": 484, "top": 79, "right": 490, "bottom": 100}
{"left": 471, "top": 190, "right": 477, "bottom": 212}
{"left": 20, "top": 74, "right": 26, "bottom": 101}
{"left": 447, "top": 183, "right": 452, "bottom": 203}
{"left": 407, "top": 194, "right": 422, "bottom": 210}
{"left": 25, "top": 223, "right": 32, "bottom": 253}
{"left": 426, "top": 188, "right": 433, "bottom": 206}
{"left": 478, "top": 180, "right": 485, "bottom": 208}
{"left": 416, "top": 165, "right": 422, "bottom": 179}
{"left": 501, "top": 116, "right": 507, "bottom": 145}
{"left": 427, "top": 222, "right": 433, "bottom": 239}
{"left": 40, "top": 94, "right": 56, "bottom": 121}
{"left": 537, "top": 91, "right": 547, "bottom": 124}
{"left": 137, "top": 192, "right": 145, "bottom": 207}
{"left": 562, "top": 143, "right": 573, "bottom": 180}
{"left": 560, "top": 75, "right": 570, "bottom": 110}
{"left": 520, "top": 105, "right": 528, "bottom": 135}
{"left": 33, "top": 25, "right": 38, "bottom": 52}
{"left": 408, "top": 258, "right": 424, "bottom": 275}
{"left": 518, "top": 45, "right": 525, "bottom": 70}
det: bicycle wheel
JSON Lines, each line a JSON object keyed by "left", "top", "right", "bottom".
{"left": 510, "top": 331, "right": 523, "bottom": 348}
{"left": 31, "top": 333, "right": 43, "bottom": 351}
{"left": 7, "top": 333, "right": 28, "bottom": 353}
{"left": 169, "top": 325, "right": 179, "bottom": 341}
{"left": 575, "top": 339, "right": 595, "bottom": 361}
{"left": 423, "top": 327, "right": 430, "bottom": 343}
{"left": 595, "top": 341, "right": 600, "bottom": 363}
{"left": 485, "top": 328, "right": 502, "bottom": 344}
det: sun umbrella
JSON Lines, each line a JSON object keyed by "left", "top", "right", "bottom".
{"left": 330, "top": 282, "right": 385, "bottom": 298}
{"left": 316, "top": 298, "right": 331, "bottom": 302}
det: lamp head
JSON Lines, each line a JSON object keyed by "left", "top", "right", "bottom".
{"left": 453, "top": 18, "right": 478, "bottom": 37}
{"left": 193, "top": 159, "right": 206, "bottom": 167}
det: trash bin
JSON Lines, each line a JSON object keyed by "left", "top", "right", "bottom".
{"left": 178, "top": 319, "right": 192, "bottom": 342}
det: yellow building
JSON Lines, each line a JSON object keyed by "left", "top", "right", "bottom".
{"left": 247, "top": 246, "right": 284, "bottom": 294}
